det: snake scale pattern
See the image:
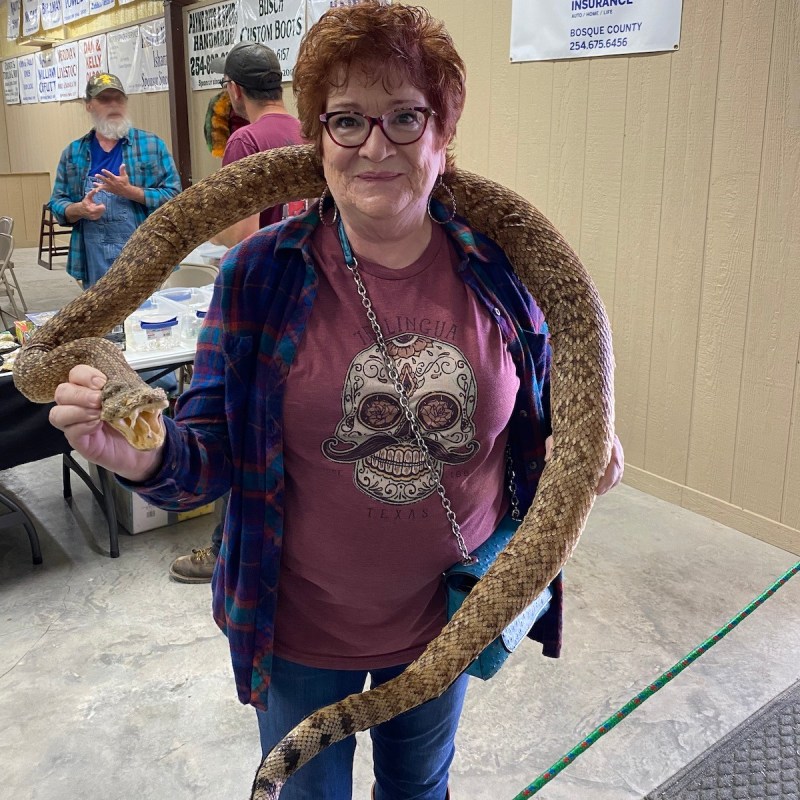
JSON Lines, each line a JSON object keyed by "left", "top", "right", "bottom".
{"left": 13, "top": 144, "right": 614, "bottom": 798}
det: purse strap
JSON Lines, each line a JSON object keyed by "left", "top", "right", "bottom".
{"left": 336, "top": 218, "right": 520, "bottom": 565}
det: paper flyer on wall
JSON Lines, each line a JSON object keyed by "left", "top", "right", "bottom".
{"left": 237, "top": 0, "right": 304, "bottom": 81}
{"left": 510, "top": 0, "right": 683, "bottom": 62}
{"left": 139, "top": 19, "right": 169, "bottom": 92}
{"left": 6, "top": 0, "right": 22, "bottom": 40}
{"left": 40, "top": 0, "right": 63, "bottom": 30}
{"left": 89, "top": 0, "right": 115, "bottom": 17}
{"left": 186, "top": 0, "right": 239, "bottom": 90}
{"left": 17, "top": 53, "right": 37, "bottom": 103}
{"left": 54, "top": 40, "right": 80, "bottom": 100}
{"left": 107, "top": 24, "right": 141, "bottom": 92}
{"left": 62, "top": 0, "right": 89, "bottom": 25}
{"left": 22, "top": 0, "right": 40, "bottom": 36}
{"left": 3, "top": 59, "right": 21, "bottom": 104}
{"left": 78, "top": 33, "right": 107, "bottom": 91}
{"left": 35, "top": 49, "right": 57, "bottom": 101}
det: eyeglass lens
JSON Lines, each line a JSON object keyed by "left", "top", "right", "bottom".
{"left": 325, "top": 109, "right": 430, "bottom": 147}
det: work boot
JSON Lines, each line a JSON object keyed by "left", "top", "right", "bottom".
{"left": 169, "top": 546, "right": 217, "bottom": 583}
{"left": 371, "top": 786, "right": 449, "bottom": 799}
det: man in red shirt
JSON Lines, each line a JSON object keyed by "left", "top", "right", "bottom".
{"left": 170, "top": 42, "right": 304, "bottom": 582}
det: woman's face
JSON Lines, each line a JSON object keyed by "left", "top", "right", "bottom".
{"left": 321, "top": 69, "right": 448, "bottom": 230}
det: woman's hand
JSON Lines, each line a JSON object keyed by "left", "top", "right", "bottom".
{"left": 544, "top": 433, "right": 624, "bottom": 495}
{"left": 50, "top": 365, "right": 165, "bottom": 483}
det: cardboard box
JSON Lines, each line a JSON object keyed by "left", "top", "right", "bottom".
{"left": 89, "top": 464, "right": 214, "bottom": 534}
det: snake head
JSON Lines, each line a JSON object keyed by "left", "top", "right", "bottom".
{"left": 100, "top": 380, "right": 169, "bottom": 451}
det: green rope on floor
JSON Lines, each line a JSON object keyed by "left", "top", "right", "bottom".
{"left": 512, "top": 560, "right": 800, "bottom": 799}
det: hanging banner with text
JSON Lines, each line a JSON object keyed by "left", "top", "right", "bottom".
{"left": 238, "top": 0, "right": 304, "bottom": 81}
{"left": 55, "top": 40, "right": 80, "bottom": 100}
{"left": 22, "top": 0, "right": 40, "bottom": 36}
{"left": 18, "top": 54, "right": 37, "bottom": 103}
{"left": 107, "top": 24, "right": 141, "bottom": 91}
{"left": 89, "top": 0, "right": 115, "bottom": 17}
{"left": 187, "top": 0, "right": 239, "bottom": 90}
{"left": 140, "top": 19, "right": 169, "bottom": 92}
{"left": 62, "top": 0, "right": 89, "bottom": 24}
{"left": 6, "top": 0, "right": 21, "bottom": 40}
{"left": 35, "top": 48, "right": 57, "bottom": 101}
{"left": 78, "top": 33, "right": 107, "bottom": 92}
{"left": 40, "top": 0, "right": 63, "bottom": 30}
{"left": 3, "top": 59, "right": 21, "bottom": 104}
{"left": 510, "top": 0, "right": 683, "bottom": 62}
{"left": 306, "top": 0, "right": 389, "bottom": 27}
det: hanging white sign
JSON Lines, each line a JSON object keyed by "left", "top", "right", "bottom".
{"left": 306, "top": 0, "right": 388, "bottom": 27}
{"left": 140, "top": 19, "right": 169, "bottom": 92}
{"left": 78, "top": 33, "right": 107, "bottom": 91}
{"left": 35, "top": 48, "right": 57, "bottom": 101}
{"left": 3, "top": 59, "right": 21, "bottom": 105}
{"left": 55, "top": 40, "right": 80, "bottom": 100}
{"left": 18, "top": 54, "right": 38, "bottom": 103}
{"left": 89, "top": 0, "right": 115, "bottom": 16}
{"left": 510, "top": 0, "right": 683, "bottom": 62}
{"left": 107, "top": 24, "right": 141, "bottom": 92}
{"left": 40, "top": 0, "right": 63, "bottom": 30}
{"left": 7, "top": 0, "right": 22, "bottom": 40}
{"left": 186, "top": 0, "right": 239, "bottom": 90}
{"left": 238, "top": 0, "right": 303, "bottom": 81}
{"left": 62, "top": 0, "right": 89, "bottom": 24}
{"left": 22, "top": 0, "right": 40, "bottom": 36}
{"left": 118, "top": 0, "right": 135, "bottom": 5}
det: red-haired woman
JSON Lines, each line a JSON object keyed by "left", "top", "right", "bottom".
{"left": 50, "top": 3, "right": 623, "bottom": 797}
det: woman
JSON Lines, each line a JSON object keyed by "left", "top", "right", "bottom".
{"left": 51, "top": 3, "right": 623, "bottom": 798}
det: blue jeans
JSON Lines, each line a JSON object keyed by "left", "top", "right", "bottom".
{"left": 256, "top": 655, "right": 469, "bottom": 800}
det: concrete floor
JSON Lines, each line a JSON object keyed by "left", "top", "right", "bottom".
{"left": 2, "top": 251, "right": 799, "bottom": 799}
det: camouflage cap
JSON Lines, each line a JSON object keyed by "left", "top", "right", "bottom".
{"left": 85, "top": 73, "right": 127, "bottom": 100}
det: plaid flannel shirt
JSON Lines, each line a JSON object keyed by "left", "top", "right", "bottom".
{"left": 48, "top": 127, "right": 181, "bottom": 284}
{"left": 130, "top": 206, "right": 560, "bottom": 711}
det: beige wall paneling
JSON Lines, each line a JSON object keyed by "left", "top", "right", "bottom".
{"left": 643, "top": 2, "right": 724, "bottom": 484}
{"left": 610, "top": 53, "right": 671, "bottom": 466}
{"left": 578, "top": 56, "right": 629, "bottom": 318}
{"left": 732, "top": 0, "right": 800, "bottom": 519}
{"left": 685, "top": 0, "right": 776, "bottom": 500}
{"left": 784, "top": 339, "right": 800, "bottom": 529}
{"left": 0, "top": 95, "right": 10, "bottom": 173}
{"left": 0, "top": 173, "right": 51, "bottom": 245}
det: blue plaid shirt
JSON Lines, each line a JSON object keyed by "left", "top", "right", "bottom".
{"left": 129, "top": 206, "right": 560, "bottom": 710}
{"left": 48, "top": 128, "right": 181, "bottom": 284}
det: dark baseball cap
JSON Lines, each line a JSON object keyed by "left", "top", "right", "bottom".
{"left": 85, "top": 73, "right": 127, "bottom": 99}
{"left": 209, "top": 42, "right": 282, "bottom": 91}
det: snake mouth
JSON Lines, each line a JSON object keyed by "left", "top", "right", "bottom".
{"left": 100, "top": 381, "right": 169, "bottom": 450}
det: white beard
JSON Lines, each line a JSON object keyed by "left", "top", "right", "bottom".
{"left": 92, "top": 114, "right": 132, "bottom": 140}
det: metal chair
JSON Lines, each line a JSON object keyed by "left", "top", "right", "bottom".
{"left": 161, "top": 262, "right": 219, "bottom": 289}
{"left": 0, "top": 232, "right": 28, "bottom": 329}
{"left": 0, "top": 216, "right": 13, "bottom": 235}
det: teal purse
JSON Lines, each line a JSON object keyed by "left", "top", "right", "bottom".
{"left": 443, "top": 512, "right": 552, "bottom": 680}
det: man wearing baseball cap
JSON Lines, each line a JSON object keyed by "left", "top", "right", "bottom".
{"left": 205, "top": 42, "right": 305, "bottom": 248}
{"left": 169, "top": 44, "right": 304, "bottom": 583}
{"left": 48, "top": 72, "right": 181, "bottom": 288}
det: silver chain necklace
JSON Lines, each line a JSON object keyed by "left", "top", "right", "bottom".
{"left": 336, "top": 218, "right": 520, "bottom": 566}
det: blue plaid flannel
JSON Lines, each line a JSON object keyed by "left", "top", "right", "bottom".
{"left": 48, "top": 127, "right": 181, "bottom": 284}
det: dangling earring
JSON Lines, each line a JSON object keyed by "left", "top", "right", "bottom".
{"left": 319, "top": 186, "right": 339, "bottom": 227}
{"left": 427, "top": 176, "right": 457, "bottom": 224}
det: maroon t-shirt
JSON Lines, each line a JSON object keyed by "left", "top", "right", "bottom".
{"left": 221, "top": 112, "right": 304, "bottom": 227}
{"left": 273, "top": 222, "right": 521, "bottom": 669}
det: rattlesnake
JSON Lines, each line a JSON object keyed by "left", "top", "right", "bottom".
{"left": 13, "top": 144, "right": 614, "bottom": 798}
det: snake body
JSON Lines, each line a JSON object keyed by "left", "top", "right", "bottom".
{"left": 12, "top": 144, "right": 614, "bottom": 797}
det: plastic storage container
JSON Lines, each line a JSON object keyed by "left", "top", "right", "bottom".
{"left": 155, "top": 287, "right": 212, "bottom": 346}
{"left": 124, "top": 295, "right": 186, "bottom": 353}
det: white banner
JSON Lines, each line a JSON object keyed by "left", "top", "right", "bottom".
{"left": 7, "top": 0, "right": 22, "bottom": 40}
{"left": 107, "top": 24, "right": 140, "bottom": 91}
{"left": 22, "top": 0, "right": 40, "bottom": 36}
{"left": 40, "top": 0, "right": 62, "bottom": 30}
{"left": 238, "top": 0, "right": 304, "bottom": 82}
{"left": 78, "top": 33, "right": 107, "bottom": 91}
{"left": 17, "top": 54, "right": 37, "bottom": 103}
{"left": 510, "top": 0, "right": 683, "bottom": 62}
{"left": 62, "top": 0, "right": 89, "bottom": 24}
{"left": 118, "top": 0, "right": 135, "bottom": 5}
{"left": 187, "top": 0, "right": 239, "bottom": 90}
{"left": 140, "top": 19, "right": 169, "bottom": 92}
{"left": 55, "top": 40, "right": 80, "bottom": 100}
{"left": 35, "top": 48, "right": 57, "bottom": 101}
{"left": 89, "top": 0, "right": 114, "bottom": 16}
{"left": 3, "top": 59, "right": 21, "bottom": 104}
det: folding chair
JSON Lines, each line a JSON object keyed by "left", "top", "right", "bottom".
{"left": 0, "top": 232, "right": 28, "bottom": 329}
{"left": 0, "top": 216, "right": 13, "bottom": 235}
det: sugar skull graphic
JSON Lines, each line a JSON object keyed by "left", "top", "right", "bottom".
{"left": 322, "top": 334, "right": 479, "bottom": 503}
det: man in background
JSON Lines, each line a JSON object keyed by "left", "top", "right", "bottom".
{"left": 49, "top": 73, "right": 181, "bottom": 288}
{"left": 169, "top": 43, "right": 304, "bottom": 583}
